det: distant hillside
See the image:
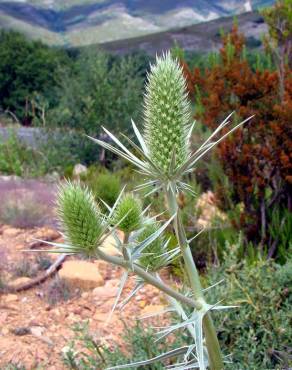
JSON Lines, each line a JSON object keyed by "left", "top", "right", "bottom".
{"left": 0, "top": 0, "right": 274, "bottom": 46}
{"left": 99, "top": 11, "right": 267, "bottom": 55}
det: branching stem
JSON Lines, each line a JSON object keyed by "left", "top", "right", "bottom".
{"left": 96, "top": 248, "right": 198, "bottom": 309}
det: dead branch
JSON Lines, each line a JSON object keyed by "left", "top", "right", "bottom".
{"left": 1, "top": 254, "right": 66, "bottom": 293}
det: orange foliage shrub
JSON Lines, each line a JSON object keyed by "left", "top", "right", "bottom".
{"left": 182, "top": 24, "right": 292, "bottom": 253}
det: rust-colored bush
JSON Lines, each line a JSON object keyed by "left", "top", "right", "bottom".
{"left": 181, "top": 21, "right": 292, "bottom": 257}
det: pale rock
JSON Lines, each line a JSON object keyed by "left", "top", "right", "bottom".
{"left": 0, "top": 175, "right": 21, "bottom": 182}
{"left": 141, "top": 304, "right": 166, "bottom": 317}
{"left": 93, "top": 312, "right": 115, "bottom": 322}
{"left": 196, "top": 191, "right": 227, "bottom": 229}
{"left": 30, "top": 326, "right": 45, "bottom": 337}
{"left": 73, "top": 163, "right": 87, "bottom": 179}
{"left": 59, "top": 260, "right": 104, "bottom": 290}
{"left": 4, "top": 294, "right": 18, "bottom": 303}
{"left": 3, "top": 227, "right": 21, "bottom": 237}
{"left": 93, "top": 280, "right": 118, "bottom": 299}
{"left": 44, "top": 171, "right": 60, "bottom": 183}
{"left": 9, "top": 277, "right": 31, "bottom": 287}
{"left": 99, "top": 235, "right": 121, "bottom": 256}
{"left": 2, "top": 327, "right": 9, "bottom": 335}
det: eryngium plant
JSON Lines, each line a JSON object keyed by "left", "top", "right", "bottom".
{"left": 43, "top": 52, "right": 252, "bottom": 370}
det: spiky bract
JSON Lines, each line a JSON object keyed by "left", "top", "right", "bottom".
{"left": 138, "top": 222, "right": 166, "bottom": 271}
{"left": 57, "top": 182, "right": 103, "bottom": 256}
{"left": 111, "top": 194, "right": 142, "bottom": 233}
{"left": 144, "top": 52, "right": 191, "bottom": 174}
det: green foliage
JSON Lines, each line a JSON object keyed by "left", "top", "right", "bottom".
{"left": 205, "top": 245, "right": 292, "bottom": 369}
{"left": 144, "top": 53, "right": 191, "bottom": 173}
{"left": 50, "top": 49, "right": 144, "bottom": 136}
{"left": 111, "top": 194, "right": 142, "bottom": 233}
{"left": 57, "top": 182, "right": 103, "bottom": 256}
{"left": 0, "top": 30, "right": 68, "bottom": 124}
{"left": 84, "top": 168, "right": 121, "bottom": 209}
{"left": 268, "top": 207, "right": 292, "bottom": 264}
{"left": 63, "top": 321, "right": 185, "bottom": 370}
{"left": 0, "top": 130, "right": 45, "bottom": 177}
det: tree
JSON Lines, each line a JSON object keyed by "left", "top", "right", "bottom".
{"left": 0, "top": 30, "right": 68, "bottom": 124}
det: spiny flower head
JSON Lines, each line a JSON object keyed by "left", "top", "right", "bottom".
{"left": 111, "top": 194, "right": 142, "bottom": 233}
{"left": 137, "top": 222, "right": 166, "bottom": 271}
{"left": 144, "top": 52, "right": 192, "bottom": 174}
{"left": 57, "top": 181, "right": 103, "bottom": 256}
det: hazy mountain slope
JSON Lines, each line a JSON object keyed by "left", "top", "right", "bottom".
{"left": 0, "top": 0, "right": 274, "bottom": 46}
{"left": 99, "top": 10, "right": 267, "bottom": 55}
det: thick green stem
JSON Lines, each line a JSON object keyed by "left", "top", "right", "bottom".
{"left": 165, "top": 185, "right": 224, "bottom": 370}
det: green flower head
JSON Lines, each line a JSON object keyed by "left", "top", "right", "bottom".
{"left": 57, "top": 181, "right": 103, "bottom": 256}
{"left": 111, "top": 194, "right": 142, "bottom": 233}
{"left": 144, "top": 52, "right": 192, "bottom": 174}
{"left": 138, "top": 222, "right": 166, "bottom": 271}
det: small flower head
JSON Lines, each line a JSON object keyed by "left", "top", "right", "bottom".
{"left": 137, "top": 222, "right": 167, "bottom": 271}
{"left": 144, "top": 52, "right": 192, "bottom": 174}
{"left": 111, "top": 194, "right": 142, "bottom": 233}
{"left": 57, "top": 182, "right": 103, "bottom": 256}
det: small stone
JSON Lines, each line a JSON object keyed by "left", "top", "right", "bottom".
{"left": 73, "top": 163, "right": 87, "bottom": 179}
{"left": 93, "top": 285, "right": 117, "bottom": 299}
{"left": 99, "top": 235, "right": 121, "bottom": 256}
{"left": 141, "top": 304, "right": 166, "bottom": 316}
{"left": 139, "top": 300, "right": 147, "bottom": 308}
{"left": 5, "top": 294, "right": 18, "bottom": 302}
{"left": 11, "top": 327, "right": 31, "bottom": 336}
{"left": 9, "top": 277, "right": 31, "bottom": 287}
{"left": 30, "top": 326, "right": 45, "bottom": 337}
{"left": 2, "top": 327, "right": 9, "bottom": 335}
{"left": 3, "top": 228, "right": 21, "bottom": 237}
{"left": 59, "top": 260, "right": 104, "bottom": 290}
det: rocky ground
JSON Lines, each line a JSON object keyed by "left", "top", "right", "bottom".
{"left": 0, "top": 225, "right": 170, "bottom": 369}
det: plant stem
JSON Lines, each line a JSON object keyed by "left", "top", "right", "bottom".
{"left": 96, "top": 248, "right": 197, "bottom": 309}
{"left": 165, "top": 184, "right": 224, "bottom": 370}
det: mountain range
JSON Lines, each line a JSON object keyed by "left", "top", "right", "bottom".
{"left": 0, "top": 0, "right": 274, "bottom": 47}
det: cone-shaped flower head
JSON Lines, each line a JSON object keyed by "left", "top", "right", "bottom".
{"left": 144, "top": 52, "right": 192, "bottom": 174}
{"left": 138, "top": 222, "right": 166, "bottom": 271}
{"left": 111, "top": 194, "right": 142, "bottom": 233}
{"left": 57, "top": 182, "right": 103, "bottom": 256}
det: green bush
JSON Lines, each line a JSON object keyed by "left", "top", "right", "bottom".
{"left": 63, "top": 321, "right": 185, "bottom": 370}
{"left": 0, "top": 30, "right": 68, "bottom": 124}
{"left": 0, "top": 131, "right": 45, "bottom": 177}
{"left": 49, "top": 49, "right": 144, "bottom": 137}
{"left": 205, "top": 244, "right": 292, "bottom": 369}
{"left": 84, "top": 168, "right": 121, "bottom": 209}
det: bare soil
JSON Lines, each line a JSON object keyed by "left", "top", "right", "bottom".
{"left": 0, "top": 224, "right": 170, "bottom": 369}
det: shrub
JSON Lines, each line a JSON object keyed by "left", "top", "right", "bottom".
{"left": 49, "top": 50, "right": 144, "bottom": 137}
{"left": 205, "top": 244, "right": 292, "bottom": 369}
{"left": 12, "top": 260, "right": 37, "bottom": 278}
{"left": 45, "top": 277, "right": 78, "bottom": 306}
{"left": 0, "top": 30, "right": 68, "bottom": 125}
{"left": 181, "top": 22, "right": 292, "bottom": 259}
{"left": 0, "top": 130, "right": 45, "bottom": 177}
{"left": 63, "top": 321, "right": 185, "bottom": 370}
{"left": 84, "top": 169, "right": 121, "bottom": 209}
{"left": 0, "top": 192, "right": 49, "bottom": 228}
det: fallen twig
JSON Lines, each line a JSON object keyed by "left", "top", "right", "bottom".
{"left": 1, "top": 254, "right": 66, "bottom": 293}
